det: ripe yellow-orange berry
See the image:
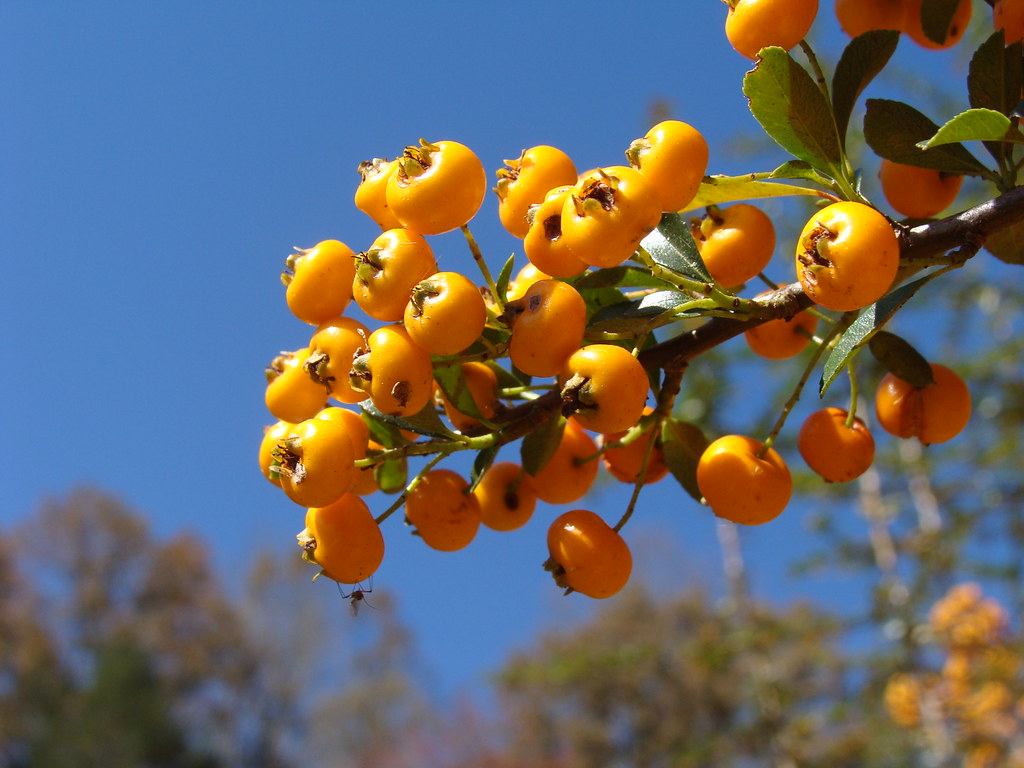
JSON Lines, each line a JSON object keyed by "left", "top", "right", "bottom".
{"left": 696, "top": 435, "right": 792, "bottom": 525}
{"left": 725, "top": 0, "right": 819, "bottom": 59}
{"left": 875, "top": 362, "right": 971, "bottom": 445}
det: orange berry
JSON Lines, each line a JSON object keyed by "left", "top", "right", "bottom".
{"left": 301, "top": 493, "right": 384, "bottom": 584}
{"left": 696, "top": 435, "right": 792, "bottom": 525}
{"left": 835, "top": 0, "right": 908, "bottom": 37}
{"left": 282, "top": 240, "right": 357, "bottom": 326}
{"left": 306, "top": 317, "right": 371, "bottom": 405}
{"left": 354, "top": 157, "right": 402, "bottom": 230}
{"left": 473, "top": 462, "right": 538, "bottom": 532}
{"left": 546, "top": 509, "right": 632, "bottom": 598}
{"left": 626, "top": 120, "right": 709, "bottom": 212}
{"left": 405, "top": 469, "right": 481, "bottom": 551}
{"left": 875, "top": 362, "right": 971, "bottom": 445}
{"left": 744, "top": 303, "right": 817, "bottom": 360}
{"left": 494, "top": 145, "right": 578, "bottom": 239}
{"left": 353, "top": 228, "right": 437, "bottom": 322}
{"left": 600, "top": 412, "right": 669, "bottom": 485}
{"left": 265, "top": 348, "right": 328, "bottom": 424}
{"left": 522, "top": 185, "right": 588, "bottom": 279}
{"left": 995, "top": 0, "right": 1024, "bottom": 45}
{"left": 559, "top": 344, "right": 649, "bottom": 435}
{"left": 795, "top": 201, "right": 899, "bottom": 312}
{"left": 798, "top": 407, "right": 875, "bottom": 482}
{"left": 404, "top": 271, "right": 487, "bottom": 356}
{"left": 528, "top": 419, "right": 600, "bottom": 505}
{"left": 274, "top": 417, "right": 356, "bottom": 509}
{"left": 560, "top": 166, "right": 662, "bottom": 268}
{"left": 879, "top": 159, "right": 962, "bottom": 219}
{"left": 903, "top": 0, "right": 971, "bottom": 49}
{"left": 725, "top": 0, "right": 819, "bottom": 59}
{"left": 692, "top": 203, "right": 776, "bottom": 289}
{"left": 259, "top": 420, "right": 294, "bottom": 486}
{"left": 386, "top": 139, "right": 487, "bottom": 235}
{"left": 350, "top": 325, "right": 434, "bottom": 418}
{"left": 506, "top": 279, "right": 587, "bottom": 378}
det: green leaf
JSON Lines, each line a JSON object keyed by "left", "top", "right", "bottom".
{"left": 494, "top": 253, "right": 515, "bottom": 303}
{"left": 968, "top": 32, "right": 1022, "bottom": 114}
{"left": 641, "top": 213, "right": 711, "bottom": 282}
{"left": 769, "top": 159, "right": 831, "bottom": 183}
{"left": 685, "top": 175, "right": 833, "bottom": 212}
{"left": 968, "top": 32, "right": 1023, "bottom": 166}
{"left": 360, "top": 400, "right": 454, "bottom": 440}
{"left": 361, "top": 403, "right": 407, "bottom": 447}
{"left": 661, "top": 418, "right": 709, "bottom": 503}
{"left": 985, "top": 218, "right": 1024, "bottom": 265}
{"left": 434, "top": 363, "right": 486, "bottom": 423}
{"left": 374, "top": 454, "right": 407, "bottom": 494}
{"left": 572, "top": 265, "right": 673, "bottom": 291}
{"left": 489, "top": 359, "right": 531, "bottom": 390}
{"left": 520, "top": 414, "right": 565, "bottom": 477}
{"left": 588, "top": 291, "right": 697, "bottom": 334}
{"left": 868, "top": 331, "right": 934, "bottom": 387}
{"left": 469, "top": 445, "right": 499, "bottom": 491}
{"left": 578, "top": 285, "right": 629, "bottom": 318}
{"left": 831, "top": 30, "right": 900, "bottom": 148}
{"left": 743, "top": 46, "right": 842, "bottom": 174}
{"left": 819, "top": 274, "right": 945, "bottom": 395}
{"left": 863, "top": 98, "right": 990, "bottom": 176}
{"left": 916, "top": 108, "right": 1019, "bottom": 148}
{"left": 919, "top": 0, "right": 962, "bottom": 46}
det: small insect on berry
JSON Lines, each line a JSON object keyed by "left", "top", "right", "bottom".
{"left": 338, "top": 579, "right": 374, "bottom": 617}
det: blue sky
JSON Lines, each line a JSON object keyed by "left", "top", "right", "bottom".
{"left": 3, "top": 1, "right": 990, "bottom": 697}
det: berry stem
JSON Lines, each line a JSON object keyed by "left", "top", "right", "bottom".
{"left": 374, "top": 449, "right": 450, "bottom": 525}
{"left": 846, "top": 362, "right": 861, "bottom": 427}
{"left": 612, "top": 421, "right": 662, "bottom": 534}
{"left": 461, "top": 224, "right": 501, "bottom": 310}
{"left": 757, "top": 314, "right": 852, "bottom": 457}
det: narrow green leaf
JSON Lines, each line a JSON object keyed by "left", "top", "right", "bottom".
{"left": 469, "top": 445, "right": 499, "bottom": 491}
{"left": 685, "top": 175, "right": 833, "bottom": 212}
{"left": 490, "top": 359, "right": 531, "bottom": 390}
{"left": 579, "top": 285, "right": 629, "bottom": 318}
{"left": 916, "top": 108, "right": 1016, "bottom": 148}
{"left": 494, "top": 253, "right": 515, "bottom": 303}
{"left": 588, "top": 291, "right": 698, "bottom": 334}
{"left": 770, "top": 160, "right": 831, "bottom": 183}
{"left": 863, "top": 98, "right": 990, "bottom": 176}
{"left": 520, "top": 414, "right": 565, "bottom": 476}
{"left": 661, "top": 418, "right": 709, "bottom": 503}
{"left": 743, "top": 46, "right": 842, "bottom": 173}
{"left": 361, "top": 404, "right": 408, "bottom": 447}
{"left": 819, "top": 274, "right": 944, "bottom": 395}
{"left": 360, "top": 400, "right": 454, "bottom": 439}
{"left": 641, "top": 213, "right": 711, "bottom": 282}
{"left": 434, "top": 363, "right": 486, "bottom": 422}
{"left": 831, "top": 30, "right": 900, "bottom": 147}
{"left": 572, "top": 265, "right": 673, "bottom": 291}
{"left": 868, "top": 331, "right": 934, "bottom": 387}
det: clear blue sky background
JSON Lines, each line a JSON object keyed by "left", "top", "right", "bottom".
{"left": 2, "top": 1, "right": 986, "bottom": 698}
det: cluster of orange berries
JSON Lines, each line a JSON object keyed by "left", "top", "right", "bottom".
{"left": 884, "top": 584, "right": 1024, "bottom": 768}
{"left": 258, "top": 106, "right": 978, "bottom": 599}
{"left": 258, "top": 122, "right": 720, "bottom": 600}
{"left": 726, "top": 0, "right": 1019, "bottom": 62}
